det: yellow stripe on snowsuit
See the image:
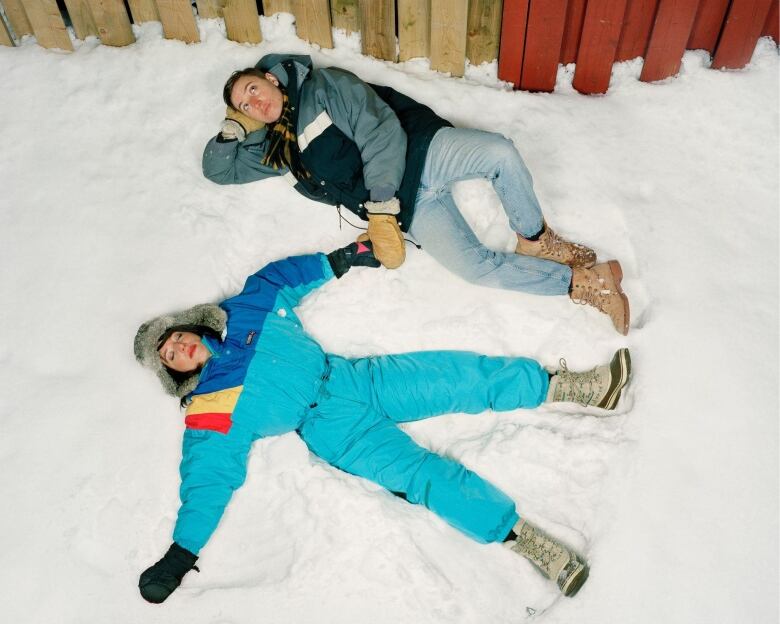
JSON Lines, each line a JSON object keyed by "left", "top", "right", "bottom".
{"left": 185, "top": 386, "right": 243, "bottom": 434}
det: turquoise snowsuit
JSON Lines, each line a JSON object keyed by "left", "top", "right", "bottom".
{"left": 173, "top": 253, "right": 549, "bottom": 555}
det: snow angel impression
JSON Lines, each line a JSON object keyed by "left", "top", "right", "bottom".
{"left": 134, "top": 241, "right": 632, "bottom": 604}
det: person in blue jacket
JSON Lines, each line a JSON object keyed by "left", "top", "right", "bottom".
{"left": 202, "top": 54, "right": 630, "bottom": 335}
{"left": 134, "top": 240, "right": 632, "bottom": 604}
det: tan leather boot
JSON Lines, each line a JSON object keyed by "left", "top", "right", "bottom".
{"left": 547, "top": 348, "right": 631, "bottom": 410}
{"left": 516, "top": 224, "right": 596, "bottom": 268}
{"left": 570, "top": 261, "right": 629, "bottom": 335}
{"left": 508, "top": 519, "right": 589, "bottom": 597}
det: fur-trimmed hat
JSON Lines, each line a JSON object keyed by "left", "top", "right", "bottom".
{"left": 134, "top": 303, "right": 227, "bottom": 398}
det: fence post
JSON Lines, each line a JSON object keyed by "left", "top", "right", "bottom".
{"left": 195, "top": 0, "right": 221, "bottom": 19}
{"left": 0, "top": 10, "right": 14, "bottom": 44}
{"left": 1, "top": 0, "right": 33, "bottom": 37}
{"left": 430, "top": 0, "right": 468, "bottom": 76}
{"left": 687, "top": 0, "right": 730, "bottom": 53}
{"left": 497, "top": 0, "right": 530, "bottom": 87}
{"left": 573, "top": 0, "right": 628, "bottom": 94}
{"left": 560, "top": 0, "right": 587, "bottom": 64}
{"left": 466, "top": 0, "right": 502, "bottom": 65}
{"left": 224, "top": 0, "right": 261, "bottom": 43}
{"left": 291, "top": 0, "right": 332, "bottom": 48}
{"left": 331, "top": 0, "right": 359, "bottom": 33}
{"left": 398, "top": 0, "right": 430, "bottom": 61}
{"left": 615, "top": 0, "right": 659, "bottom": 61}
{"left": 712, "top": 0, "right": 775, "bottom": 68}
{"left": 87, "top": 0, "right": 134, "bottom": 46}
{"left": 521, "top": 0, "right": 568, "bottom": 91}
{"left": 263, "top": 0, "right": 292, "bottom": 14}
{"left": 127, "top": 0, "right": 159, "bottom": 23}
{"left": 639, "top": 0, "right": 699, "bottom": 82}
{"left": 62, "top": 0, "right": 98, "bottom": 39}
{"left": 360, "top": 0, "right": 395, "bottom": 60}
{"left": 19, "top": 0, "right": 73, "bottom": 49}
{"left": 762, "top": 0, "right": 778, "bottom": 42}
{"left": 155, "top": 0, "right": 199, "bottom": 42}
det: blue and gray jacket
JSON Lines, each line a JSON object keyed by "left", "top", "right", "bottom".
{"left": 172, "top": 253, "right": 333, "bottom": 554}
{"left": 202, "top": 54, "right": 451, "bottom": 232}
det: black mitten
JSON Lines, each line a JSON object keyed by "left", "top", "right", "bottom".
{"left": 138, "top": 542, "right": 198, "bottom": 604}
{"left": 327, "top": 238, "right": 381, "bottom": 278}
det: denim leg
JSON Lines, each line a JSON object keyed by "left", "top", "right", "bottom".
{"left": 410, "top": 128, "right": 571, "bottom": 296}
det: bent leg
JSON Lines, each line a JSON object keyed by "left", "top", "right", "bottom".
{"left": 356, "top": 350, "right": 549, "bottom": 423}
{"left": 332, "top": 418, "right": 518, "bottom": 543}
{"left": 410, "top": 188, "right": 571, "bottom": 295}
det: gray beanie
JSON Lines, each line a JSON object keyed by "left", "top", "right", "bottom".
{"left": 134, "top": 303, "right": 227, "bottom": 398}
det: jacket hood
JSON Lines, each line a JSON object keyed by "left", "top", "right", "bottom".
{"left": 134, "top": 303, "right": 227, "bottom": 398}
{"left": 257, "top": 54, "right": 312, "bottom": 91}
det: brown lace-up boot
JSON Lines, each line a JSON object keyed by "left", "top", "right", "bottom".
{"left": 570, "top": 261, "right": 629, "bottom": 335}
{"left": 508, "top": 519, "right": 589, "bottom": 597}
{"left": 516, "top": 224, "right": 596, "bottom": 268}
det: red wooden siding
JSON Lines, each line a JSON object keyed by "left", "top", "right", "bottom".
{"left": 497, "top": 0, "right": 531, "bottom": 87}
{"left": 763, "top": 1, "right": 779, "bottom": 41}
{"left": 640, "top": 0, "right": 700, "bottom": 82}
{"left": 560, "top": 0, "right": 587, "bottom": 64}
{"left": 573, "top": 0, "right": 629, "bottom": 94}
{"left": 712, "top": 0, "right": 775, "bottom": 68}
{"left": 520, "top": 0, "right": 568, "bottom": 91}
{"left": 616, "top": 0, "right": 659, "bottom": 61}
{"left": 688, "top": 0, "right": 731, "bottom": 52}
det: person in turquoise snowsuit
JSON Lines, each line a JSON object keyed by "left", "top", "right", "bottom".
{"left": 134, "top": 240, "right": 631, "bottom": 604}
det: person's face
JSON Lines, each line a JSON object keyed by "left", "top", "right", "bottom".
{"left": 158, "top": 331, "right": 210, "bottom": 373}
{"left": 230, "top": 73, "right": 284, "bottom": 124}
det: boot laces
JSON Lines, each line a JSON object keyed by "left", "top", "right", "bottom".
{"left": 554, "top": 359, "right": 602, "bottom": 406}
{"left": 541, "top": 228, "right": 594, "bottom": 264}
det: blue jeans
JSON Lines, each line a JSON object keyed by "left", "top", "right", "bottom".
{"left": 410, "top": 127, "right": 572, "bottom": 295}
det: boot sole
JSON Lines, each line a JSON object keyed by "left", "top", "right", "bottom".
{"left": 598, "top": 348, "right": 632, "bottom": 410}
{"left": 607, "top": 261, "right": 630, "bottom": 335}
{"left": 560, "top": 560, "right": 590, "bottom": 597}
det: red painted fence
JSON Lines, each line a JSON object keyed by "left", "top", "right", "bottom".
{"left": 499, "top": 0, "right": 779, "bottom": 94}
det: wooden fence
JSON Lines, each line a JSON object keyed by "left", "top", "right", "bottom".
{"left": 1, "top": 0, "right": 777, "bottom": 94}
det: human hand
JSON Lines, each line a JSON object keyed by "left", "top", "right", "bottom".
{"left": 327, "top": 236, "right": 381, "bottom": 278}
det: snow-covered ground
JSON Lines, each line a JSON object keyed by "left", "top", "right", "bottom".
{"left": 0, "top": 13, "right": 777, "bottom": 624}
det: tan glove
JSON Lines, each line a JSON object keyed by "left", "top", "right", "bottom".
{"left": 365, "top": 202, "right": 406, "bottom": 269}
{"left": 222, "top": 107, "right": 266, "bottom": 141}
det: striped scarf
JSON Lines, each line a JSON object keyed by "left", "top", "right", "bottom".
{"left": 261, "top": 91, "right": 309, "bottom": 180}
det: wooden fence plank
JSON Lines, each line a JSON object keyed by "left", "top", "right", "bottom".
{"left": 1, "top": 0, "right": 33, "bottom": 37}
{"left": 291, "top": 0, "right": 332, "bottom": 47}
{"left": 616, "top": 0, "right": 659, "bottom": 61}
{"left": 687, "top": 0, "right": 730, "bottom": 52}
{"left": 262, "top": 0, "right": 291, "bottom": 14}
{"left": 127, "top": 0, "right": 159, "bottom": 22}
{"left": 521, "top": 0, "right": 567, "bottom": 91}
{"left": 497, "top": 0, "right": 529, "bottom": 86}
{"left": 430, "top": 0, "right": 468, "bottom": 76}
{"left": 155, "top": 0, "right": 199, "bottom": 42}
{"left": 20, "top": 0, "right": 73, "bottom": 49}
{"left": 360, "top": 0, "right": 395, "bottom": 60}
{"left": 88, "top": 0, "right": 134, "bottom": 45}
{"left": 398, "top": 0, "right": 429, "bottom": 61}
{"left": 762, "top": 0, "right": 778, "bottom": 41}
{"left": 62, "top": 0, "right": 97, "bottom": 39}
{"left": 0, "top": 11, "right": 14, "bottom": 44}
{"left": 331, "top": 0, "right": 359, "bottom": 33}
{"left": 573, "top": 0, "right": 627, "bottom": 94}
{"left": 712, "top": 0, "right": 774, "bottom": 67}
{"left": 224, "top": 0, "right": 260, "bottom": 42}
{"left": 195, "top": 0, "right": 221, "bottom": 19}
{"left": 466, "top": 0, "right": 502, "bottom": 65}
{"left": 640, "top": 0, "right": 699, "bottom": 82}
{"left": 560, "top": 0, "right": 587, "bottom": 63}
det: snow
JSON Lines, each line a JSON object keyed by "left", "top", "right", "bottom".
{"left": 0, "top": 12, "right": 777, "bottom": 624}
